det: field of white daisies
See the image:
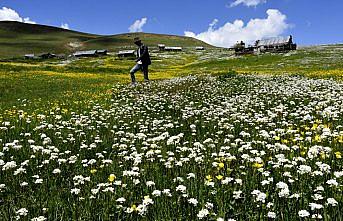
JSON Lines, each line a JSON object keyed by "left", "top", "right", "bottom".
{"left": 0, "top": 74, "right": 342, "bottom": 220}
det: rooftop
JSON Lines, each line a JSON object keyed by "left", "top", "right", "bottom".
{"left": 257, "top": 36, "right": 292, "bottom": 47}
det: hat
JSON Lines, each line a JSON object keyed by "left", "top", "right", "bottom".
{"left": 133, "top": 37, "right": 141, "bottom": 43}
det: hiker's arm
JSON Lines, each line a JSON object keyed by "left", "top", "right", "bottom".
{"left": 136, "top": 46, "right": 148, "bottom": 61}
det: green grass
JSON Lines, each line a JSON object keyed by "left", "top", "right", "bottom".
{"left": 1, "top": 44, "right": 343, "bottom": 113}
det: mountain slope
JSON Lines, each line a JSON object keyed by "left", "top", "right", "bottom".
{"left": 0, "top": 21, "right": 99, "bottom": 57}
{"left": 0, "top": 21, "right": 213, "bottom": 58}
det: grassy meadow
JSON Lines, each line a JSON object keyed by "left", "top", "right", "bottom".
{"left": 1, "top": 44, "right": 343, "bottom": 111}
{"left": 0, "top": 40, "right": 343, "bottom": 220}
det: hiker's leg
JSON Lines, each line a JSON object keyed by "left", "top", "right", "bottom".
{"left": 130, "top": 64, "right": 141, "bottom": 83}
{"left": 142, "top": 65, "right": 149, "bottom": 81}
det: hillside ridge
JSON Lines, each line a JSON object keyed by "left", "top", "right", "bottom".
{"left": 0, "top": 21, "right": 213, "bottom": 58}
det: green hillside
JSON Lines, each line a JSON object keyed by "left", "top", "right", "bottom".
{"left": 84, "top": 32, "right": 213, "bottom": 50}
{"left": 0, "top": 21, "right": 213, "bottom": 58}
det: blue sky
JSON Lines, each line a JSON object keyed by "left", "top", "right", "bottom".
{"left": 0, "top": 0, "right": 342, "bottom": 46}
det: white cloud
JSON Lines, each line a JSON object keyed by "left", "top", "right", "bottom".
{"left": 185, "top": 9, "right": 289, "bottom": 48}
{"left": 0, "top": 7, "right": 35, "bottom": 24}
{"left": 61, "top": 23, "right": 70, "bottom": 29}
{"left": 129, "top": 17, "right": 147, "bottom": 32}
{"left": 230, "top": 0, "right": 267, "bottom": 7}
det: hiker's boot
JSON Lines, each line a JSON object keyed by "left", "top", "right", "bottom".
{"left": 130, "top": 72, "right": 136, "bottom": 84}
{"left": 143, "top": 70, "right": 149, "bottom": 82}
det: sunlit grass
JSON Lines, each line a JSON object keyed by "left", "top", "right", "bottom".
{"left": 1, "top": 45, "right": 343, "bottom": 113}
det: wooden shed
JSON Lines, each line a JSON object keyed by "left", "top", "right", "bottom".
{"left": 165, "top": 47, "right": 183, "bottom": 52}
{"left": 24, "top": 54, "right": 35, "bottom": 59}
{"left": 73, "top": 49, "right": 108, "bottom": 57}
{"left": 96, "top": 49, "right": 108, "bottom": 56}
{"left": 38, "top": 53, "right": 56, "bottom": 59}
{"left": 117, "top": 50, "right": 136, "bottom": 58}
{"left": 73, "top": 50, "right": 98, "bottom": 57}
{"left": 158, "top": 44, "right": 166, "bottom": 51}
{"left": 256, "top": 35, "right": 297, "bottom": 53}
{"left": 233, "top": 41, "right": 254, "bottom": 55}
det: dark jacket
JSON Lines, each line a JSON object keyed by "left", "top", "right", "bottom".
{"left": 136, "top": 44, "right": 151, "bottom": 66}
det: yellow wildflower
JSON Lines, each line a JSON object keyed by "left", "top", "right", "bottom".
{"left": 314, "top": 135, "right": 321, "bottom": 142}
{"left": 218, "top": 162, "right": 225, "bottom": 169}
{"left": 253, "top": 162, "right": 263, "bottom": 169}
{"left": 90, "top": 169, "right": 97, "bottom": 174}
{"left": 108, "top": 174, "right": 116, "bottom": 182}
{"left": 335, "top": 152, "right": 342, "bottom": 159}
{"left": 216, "top": 175, "right": 223, "bottom": 180}
{"left": 131, "top": 204, "right": 137, "bottom": 211}
{"left": 206, "top": 175, "right": 212, "bottom": 181}
{"left": 311, "top": 124, "right": 318, "bottom": 130}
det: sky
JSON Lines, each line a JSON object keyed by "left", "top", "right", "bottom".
{"left": 0, "top": 0, "right": 342, "bottom": 47}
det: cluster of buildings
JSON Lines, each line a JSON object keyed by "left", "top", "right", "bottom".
{"left": 23, "top": 35, "right": 297, "bottom": 60}
{"left": 233, "top": 35, "right": 297, "bottom": 55}
{"left": 24, "top": 44, "right": 201, "bottom": 60}
{"left": 24, "top": 50, "right": 108, "bottom": 60}
{"left": 117, "top": 44, "right": 205, "bottom": 58}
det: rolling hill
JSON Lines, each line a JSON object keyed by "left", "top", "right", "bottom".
{"left": 0, "top": 21, "right": 213, "bottom": 58}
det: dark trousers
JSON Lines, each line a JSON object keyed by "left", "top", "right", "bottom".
{"left": 130, "top": 63, "right": 149, "bottom": 83}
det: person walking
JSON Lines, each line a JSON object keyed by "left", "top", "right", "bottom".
{"left": 130, "top": 37, "right": 151, "bottom": 85}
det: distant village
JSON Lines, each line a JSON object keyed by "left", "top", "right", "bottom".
{"left": 233, "top": 35, "right": 297, "bottom": 55}
{"left": 24, "top": 35, "right": 296, "bottom": 60}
